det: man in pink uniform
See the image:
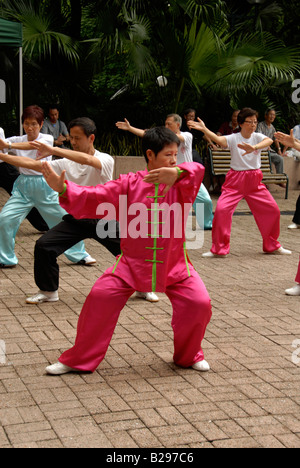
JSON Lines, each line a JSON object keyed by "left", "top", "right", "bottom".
{"left": 43, "top": 127, "right": 212, "bottom": 375}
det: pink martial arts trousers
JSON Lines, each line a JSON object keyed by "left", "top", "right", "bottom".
{"left": 296, "top": 257, "right": 300, "bottom": 284}
{"left": 59, "top": 268, "right": 212, "bottom": 372}
{"left": 211, "top": 169, "right": 281, "bottom": 256}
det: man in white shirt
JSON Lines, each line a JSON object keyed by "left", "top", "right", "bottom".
{"left": 116, "top": 114, "right": 193, "bottom": 163}
{"left": 0, "top": 117, "right": 117, "bottom": 303}
{"left": 116, "top": 114, "right": 214, "bottom": 230}
{"left": 1, "top": 117, "right": 155, "bottom": 304}
{"left": 165, "top": 113, "right": 214, "bottom": 230}
{"left": 164, "top": 114, "right": 193, "bottom": 164}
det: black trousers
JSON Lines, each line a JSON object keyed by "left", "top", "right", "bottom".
{"left": 0, "top": 162, "right": 49, "bottom": 232}
{"left": 293, "top": 195, "right": 300, "bottom": 225}
{"left": 34, "top": 215, "right": 121, "bottom": 291}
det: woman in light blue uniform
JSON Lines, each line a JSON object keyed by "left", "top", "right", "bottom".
{"left": 0, "top": 105, "right": 90, "bottom": 268}
{"left": 193, "top": 183, "right": 214, "bottom": 231}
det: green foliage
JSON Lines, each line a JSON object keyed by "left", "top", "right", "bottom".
{"left": 96, "top": 131, "right": 143, "bottom": 156}
{"left": 1, "top": 0, "right": 300, "bottom": 150}
{"left": 1, "top": 0, "right": 80, "bottom": 62}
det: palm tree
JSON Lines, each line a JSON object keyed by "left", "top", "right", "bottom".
{"left": 1, "top": 0, "right": 80, "bottom": 63}
{"left": 206, "top": 32, "right": 300, "bottom": 103}
{"left": 1, "top": 0, "right": 299, "bottom": 139}
{"left": 0, "top": 0, "right": 85, "bottom": 123}
{"left": 150, "top": 2, "right": 300, "bottom": 113}
{"left": 84, "top": 1, "right": 156, "bottom": 86}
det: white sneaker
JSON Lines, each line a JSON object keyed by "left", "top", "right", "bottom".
{"left": 288, "top": 223, "right": 300, "bottom": 230}
{"left": 26, "top": 290, "right": 59, "bottom": 304}
{"left": 192, "top": 360, "right": 210, "bottom": 372}
{"left": 270, "top": 246, "right": 292, "bottom": 255}
{"left": 81, "top": 255, "right": 97, "bottom": 265}
{"left": 202, "top": 251, "right": 227, "bottom": 258}
{"left": 135, "top": 292, "right": 159, "bottom": 302}
{"left": 285, "top": 284, "right": 300, "bottom": 296}
{"left": 46, "top": 362, "right": 76, "bottom": 375}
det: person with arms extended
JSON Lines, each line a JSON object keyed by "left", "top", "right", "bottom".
{"left": 42, "top": 127, "right": 212, "bottom": 375}
{"left": 0, "top": 124, "right": 49, "bottom": 232}
{"left": 274, "top": 128, "right": 300, "bottom": 296}
{"left": 0, "top": 106, "right": 91, "bottom": 269}
{"left": 188, "top": 108, "right": 291, "bottom": 258}
{"left": 0, "top": 117, "right": 155, "bottom": 304}
{"left": 116, "top": 114, "right": 214, "bottom": 230}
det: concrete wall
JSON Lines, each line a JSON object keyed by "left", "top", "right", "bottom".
{"left": 112, "top": 156, "right": 146, "bottom": 180}
{"left": 112, "top": 155, "right": 300, "bottom": 190}
{"left": 283, "top": 157, "right": 300, "bottom": 190}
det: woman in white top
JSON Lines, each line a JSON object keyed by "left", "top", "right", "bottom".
{"left": 0, "top": 126, "right": 49, "bottom": 232}
{"left": 0, "top": 106, "right": 90, "bottom": 268}
{"left": 189, "top": 107, "right": 291, "bottom": 257}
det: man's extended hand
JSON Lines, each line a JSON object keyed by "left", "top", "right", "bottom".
{"left": 30, "top": 141, "right": 53, "bottom": 160}
{"left": 115, "top": 118, "right": 131, "bottom": 131}
{"left": 41, "top": 161, "right": 66, "bottom": 193}
{"left": 143, "top": 167, "right": 179, "bottom": 195}
{"left": 274, "top": 129, "right": 295, "bottom": 148}
{"left": 187, "top": 117, "right": 206, "bottom": 132}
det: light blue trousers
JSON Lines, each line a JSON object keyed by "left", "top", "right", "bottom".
{"left": 193, "top": 183, "right": 214, "bottom": 230}
{"left": 0, "top": 175, "right": 88, "bottom": 266}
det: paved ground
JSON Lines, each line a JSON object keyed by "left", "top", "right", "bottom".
{"left": 0, "top": 185, "right": 299, "bottom": 449}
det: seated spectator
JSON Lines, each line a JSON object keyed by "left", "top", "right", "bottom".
{"left": 217, "top": 109, "right": 240, "bottom": 136}
{"left": 256, "top": 109, "right": 285, "bottom": 176}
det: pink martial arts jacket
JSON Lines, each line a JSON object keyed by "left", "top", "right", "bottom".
{"left": 59, "top": 162, "right": 204, "bottom": 292}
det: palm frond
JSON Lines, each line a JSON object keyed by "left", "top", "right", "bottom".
{"left": 1, "top": 0, "right": 80, "bottom": 63}
{"left": 85, "top": 5, "right": 154, "bottom": 85}
{"left": 23, "top": 15, "right": 79, "bottom": 62}
{"left": 206, "top": 32, "right": 300, "bottom": 95}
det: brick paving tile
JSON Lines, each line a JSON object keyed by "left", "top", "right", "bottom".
{"left": 0, "top": 186, "right": 300, "bottom": 448}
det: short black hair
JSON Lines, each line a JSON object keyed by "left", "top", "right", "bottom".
{"left": 183, "top": 108, "right": 196, "bottom": 115}
{"left": 142, "top": 127, "right": 180, "bottom": 163}
{"left": 49, "top": 104, "right": 59, "bottom": 111}
{"left": 68, "top": 117, "right": 97, "bottom": 137}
